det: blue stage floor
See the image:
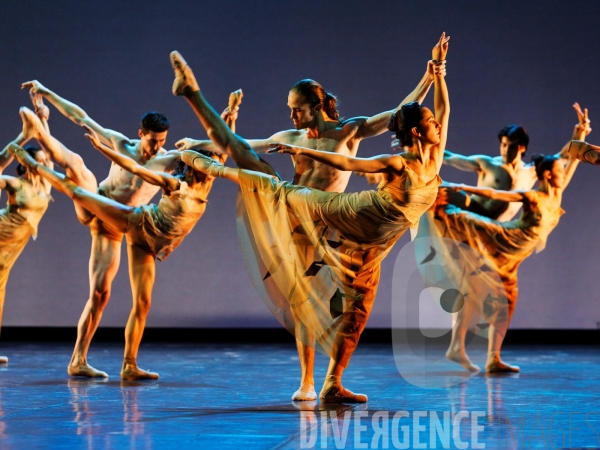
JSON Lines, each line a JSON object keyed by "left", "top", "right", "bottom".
{"left": 0, "top": 341, "right": 599, "bottom": 449}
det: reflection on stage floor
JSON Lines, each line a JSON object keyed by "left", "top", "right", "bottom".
{"left": 0, "top": 341, "right": 598, "bottom": 449}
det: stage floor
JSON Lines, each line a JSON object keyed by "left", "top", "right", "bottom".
{"left": 0, "top": 341, "right": 599, "bottom": 449}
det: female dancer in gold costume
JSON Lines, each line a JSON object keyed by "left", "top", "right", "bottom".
{"left": 438, "top": 150, "right": 580, "bottom": 373}
{"left": 12, "top": 91, "right": 241, "bottom": 379}
{"left": 172, "top": 32, "right": 450, "bottom": 402}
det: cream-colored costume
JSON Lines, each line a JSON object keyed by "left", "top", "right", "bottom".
{"left": 0, "top": 179, "right": 51, "bottom": 326}
{"left": 126, "top": 180, "right": 207, "bottom": 260}
{"left": 415, "top": 191, "right": 564, "bottom": 331}
{"left": 236, "top": 159, "right": 441, "bottom": 366}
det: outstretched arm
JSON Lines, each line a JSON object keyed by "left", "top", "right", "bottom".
{"left": 22, "top": 80, "right": 130, "bottom": 148}
{"left": 443, "top": 150, "right": 487, "bottom": 172}
{"left": 445, "top": 182, "right": 528, "bottom": 203}
{"left": 431, "top": 33, "right": 451, "bottom": 170}
{"left": 557, "top": 103, "right": 591, "bottom": 158}
{"left": 267, "top": 143, "right": 404, "bottom": 174}
{"left": 176, "top": 134, "right": 286, "bottom": 154}
{"left": 82, "top": 125, "right": 178, "bottom": 191}
{"left": 355, "top": 60, "right": 446, "bottom": 140}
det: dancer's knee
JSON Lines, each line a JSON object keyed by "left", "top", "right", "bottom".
{"left": 89, "top": 286, "right": 111, "bottom": 310}
{"left": 134, "top": 296, "right": 152, "bottom": 316}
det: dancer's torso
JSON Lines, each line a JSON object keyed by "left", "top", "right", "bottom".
{"left": 471, "top": 157, "right": 537, "bottom": 221}
{"left": 99, "top": 143, "right": 172, "bottom": 207}
{"left": 152, "top": 180, "right": 207, "bottom": 237}
{"left": 377, "top": 162, "right": 442, "bottom": 225}
{"left": 516, "top": 192, "right": 564, "bottom": 253}
{"left": 280, "top": 120, "right": 364, "bottom": 193}
{"left": 5, "top": 178, "right": 51, "bottom": 238}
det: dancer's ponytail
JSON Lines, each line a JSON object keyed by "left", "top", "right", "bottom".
{"left": 531, "top": 153, "right": 559, "bottom": 180}
{"left": 290, "top": 79, "right": 341, "bottom": 121}
{"left": 388, "top": 102, "right": 423, "bottom": 148}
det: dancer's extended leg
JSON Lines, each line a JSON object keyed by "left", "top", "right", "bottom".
{"left": 569, "top": 140, "right": 600, "bottom": 165}
{"left": 121, "top": 244, "right": 158, "bottom": 381}
{"left": 20, "top": 107, "right": 98, "bottom": 224}
{"left": 170, "top": 51, "right": 278, "bottom": 177}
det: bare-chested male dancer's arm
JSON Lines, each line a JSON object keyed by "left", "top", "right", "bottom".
{"left": 174, "top": 60, "right": 445, "bottom": 157}
{"left": 444, "top": 103, "right": 589, "bottom": 177}
{"left": 21, "top": 80, "right": 180, "bottom": 172}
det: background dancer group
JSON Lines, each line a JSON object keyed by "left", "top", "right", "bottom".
{"left": 0, "top": 32, "right": 596, "bottom": 403}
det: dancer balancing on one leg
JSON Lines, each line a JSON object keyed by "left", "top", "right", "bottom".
{"left": 0, "top": 106, "right": 54, "bottom": 363}
{"left": 172, "top": 35, "right": 447, "bottom": 402}
{"left": 435, "top": 149, "right": 581, "bottom": 373}
{"left": 173, "top": 32, "right": 449, "bottom": 402}
{"left": 417, "top": 104, "right": 591, "bottom": 373}
{"left": 21, "top": 80, "right": 181, "bottom": 378}
{"left": 15, "top": 91, "right": 241, "bottom": 379}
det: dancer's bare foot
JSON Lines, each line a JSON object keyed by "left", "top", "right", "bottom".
{"left": 320, "top": 377, "right": 368, "bottom": 404}
{"left": 0, "top": 356, "right": 8, "bottom": 364}
{"left": 19, "top": 106, "right": 43, "bottom": 142}
{"left": 486, "top": 359, "right": 520, "bottom": 373}
{"left": 170, "top": 51, "right": 199, "bottom": 96}
{"left": 68, "top": 363, "right": 108, "bottom": 378}
{"left": 292, "top": 384, "right": 317, "bottom": 401}
{"left": 120, "top": 364, "right": 159, "bottom": 381}
{"left": 446, "top": 348, "right": 481, "bottom": 372}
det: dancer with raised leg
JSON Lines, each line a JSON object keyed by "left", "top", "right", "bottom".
{"left": 21, "top": 80, "right": 181, "bottom": 378}
{"left": 413, "top": 104, "right": 590, "bottom": 373}
{"left": 12, "top": 91, "right": 240, "bottom": 379}
{"left": 434, "top": 148, "right": 581, "bottom": 373}
{"left": 0, "top": 106, "right": 54, "bottom": 363}
{"left": 172, "top": 32, "right": 449, "bottom": 402}
{"left": 172, "top": 37, "right": 447, "bottom": 402}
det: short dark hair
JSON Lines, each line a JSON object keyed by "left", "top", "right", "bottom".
{"left": 498, "top": 124, "right": 529, "bottom": 152}
{"left": 387, "top": 102, "right": 424, "bottom": 147}
{"left": 290, "top": 79, "right": 341, "bottom": 121}
{"left": 141, "top": 112, "right": 170, "bottom": 134}
{"left": 16, "top": 145, "right": 43, "bottom": 176}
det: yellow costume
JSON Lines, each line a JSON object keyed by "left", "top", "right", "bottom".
{"left": 236, "top": 161, "right": 441, "bottom": 366}
{"left": 0, "top": 179, "right": 51, "bottom": 326}
{"left": 415, "top": 191, "right": 564, "bottom": 331}
{"left": 126, "top": 180, "right": 207, "bottom": 261}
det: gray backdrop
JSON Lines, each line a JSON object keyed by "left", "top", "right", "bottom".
{"left": 1, "top": 0, "right": 599, "bottom": 328}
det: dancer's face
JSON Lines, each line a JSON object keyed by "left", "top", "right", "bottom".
{"left": 546, "top": 160, "right": 565, "bottom": 188}
{"left": 138, "top": 130, "right": 168, "bottom": 157}
{"left": 415, "top": 107, "right": 441, "bottom": 145}
{"left": 287, "top": 92, "right": 318, "bottom": 129}
{"left": 499, "top": 137, "right": 525, "bottom": 164}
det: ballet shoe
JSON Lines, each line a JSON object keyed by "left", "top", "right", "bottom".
{"left": 170, "top": 51, "right": 199, "bottom": 96}
{"left": 485, "top": 359, "right": 520, "bottom": 373}
{"left": 569, "top": 140, "right": 599, "bottom": 165}
{"left": 320, "top": 379, "right": 368, "bottom": 404}
{"left": 446, "top": 348, "right": 481, "bottom": 372}
{"left": 0, "top": 356, "right": 8, "bottom": 364}
{"left": 68, "top": 363, "right": 108, "bottom": 378}
{"left": 19, "top": 106, "right": 43, "bottom": 142}
{"left": 292, "top": 387, "right": 317, "bottom": 401}
{"left": 228, "top": 89, "right": 244, "bottom": 111}
{"left": 120, "top": 364, "right": 159, "bottom": 381}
